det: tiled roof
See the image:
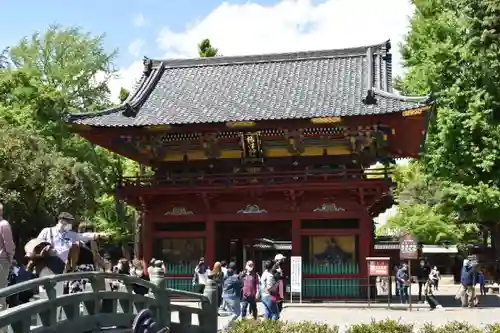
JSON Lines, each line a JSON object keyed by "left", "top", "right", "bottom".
{"left": 67, "top": 40, "right": 433, "bottom": 127}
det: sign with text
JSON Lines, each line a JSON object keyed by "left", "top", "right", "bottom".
{"left": 290, "top": 256, "right": 302, "bottom": 293}
{"left": 366, "top": 257, "right": 390, "bottom": 276}
{"left": 400, "top": 234, "right": 419, "bottom": 260}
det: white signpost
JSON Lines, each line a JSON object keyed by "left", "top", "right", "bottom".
{"left": 290, "top": 256, "right": 302, "bottom": 303}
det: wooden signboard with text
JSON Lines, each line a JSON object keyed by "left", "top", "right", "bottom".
{"left": 399, "top": 233, "right": 419, "bottom": 260}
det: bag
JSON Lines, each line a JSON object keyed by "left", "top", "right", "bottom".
{"left": 455, "top": 285, "right": 465, "bottom": 300}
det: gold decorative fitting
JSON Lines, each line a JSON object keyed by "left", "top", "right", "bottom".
{"left": 313, "top": 203, "right": 345, "bottom": 212}
{"left": 402, "top": 105, "right": 431, "bottom": 117}
{"left": 237, "top": 204, "right": 268, "bottom": 214}
{"left": 164, "top": 207, "right": 194, "bottom": 215}
{"left": 310, "top": 117, "right": 342, "bottom": 124}
{"left": 226, "top": 121, "right": 257, "bottom": 128}
{"left": 145, "top": 125, "right": 171, "bottom": 131}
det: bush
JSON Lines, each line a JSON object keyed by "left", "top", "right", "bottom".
{"left": 419, "top": 321, "right": 484, "bottom": 333}
{"left": 229, "top": 320, "right": 338, "bottom": 333}
{"left": 227, "top": 320, "right": 498, "bottom": 333}
{"left": 347, "top": 319, "right": 413, "bottom": 333}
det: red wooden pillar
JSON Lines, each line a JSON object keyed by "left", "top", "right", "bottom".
{"left": 143, "top": 213, "right": 153, "bottom": 265}
{"left": 359, "top": 212, "right": 372, "bottom": 279}
{"left": 206, "top": 216, "right": 215, "bottom": 265}
{"left": 292, "top": 218, "right": 301, "bottom": 256}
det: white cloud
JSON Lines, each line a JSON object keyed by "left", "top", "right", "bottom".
{"left": 110, "top": 0, "right": 414, "bottom": 103}
{"left": 156, "top": 0, "right": 414, "bottom": 76}
{"left": 107, "top": 61, "right": 144, "bottom": 103}
{"left": 128, "top": 39, "right": 146, "bottom": 58}
{"left": 133, "top": 13, "right": 147, "bottom": 27}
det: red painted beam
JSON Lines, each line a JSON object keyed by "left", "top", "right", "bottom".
{"left": 148, "top": 212, "right": 364, "bottom": 222}
{"left": 119, "top": 181, "right": 393, "bottom": 198}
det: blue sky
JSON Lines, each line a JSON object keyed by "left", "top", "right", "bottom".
{"left": 1, "top": 0, "right": 278, "bottom": 68}
{"left": 1, "top": 0, "right": 414, "bottom": 101}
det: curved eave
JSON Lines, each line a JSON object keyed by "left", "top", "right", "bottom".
{"left": 64, "top": 60, "right": 165, "bottom": 126}
{"left": 372, "top": 88, "right": 433, "bottom": 105}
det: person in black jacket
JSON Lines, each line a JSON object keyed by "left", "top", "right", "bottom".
{"left": 416, "top": 260, "right": 430, "bottom": 302}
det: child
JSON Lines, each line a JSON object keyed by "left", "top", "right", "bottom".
{"left": 478, "top": 269, "right": 486, "bottom": 295}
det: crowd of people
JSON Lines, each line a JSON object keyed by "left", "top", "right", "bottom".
{"left": 189, "top": 254, "right": 287, "bottom": 328}
{"left": 0, "top": 207, "right": 152, "bottom": 315}
{"left": 394, "top": 258, "right": 485, "bottom": 309}
{"left": 0, "top": 204, "right": 286, "bottom": 332}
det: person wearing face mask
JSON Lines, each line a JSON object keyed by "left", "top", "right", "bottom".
{"left": 240, "top": 260, "right": 259, "bottom": 319}
{"left": 37, "top": 212, "right": 108, "bottom": 264}
{"left": 417, "top": 260, "right": 430, "bottom": 302}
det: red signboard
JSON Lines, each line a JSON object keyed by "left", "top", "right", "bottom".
{"left": 366, "top": 257, "right": 390, "bottom": 276}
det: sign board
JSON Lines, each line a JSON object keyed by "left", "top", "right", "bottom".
{"left": 366, "top": 257, "right": 390, "bottom": 276}
{"left": 399, "top": 234, "right": 419, "bottom": 260}
{"left": 290, "top": 256, "right": 302, "bottom": 293}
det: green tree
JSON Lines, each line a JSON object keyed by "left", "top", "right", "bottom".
{"left": 198, "top": 39, "right": 218, "bottom": 57}
{"left": 398, "top": 0, "right": 500, "bottom": 255}
{"left": 381, "top": 162, "right": 480, "bottom": 245}
{"left": 0, "top": 26, "right": 137, "bottom": 242}
{"left": 0, "top": 119, "right": 98, "bottom": 249}
{"left": 119, "top": 87, "right": 130, "bottom": 103}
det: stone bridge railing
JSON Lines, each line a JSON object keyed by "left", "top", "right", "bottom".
{"left": 0, "top": 271, "right": 218, "bottom": 333}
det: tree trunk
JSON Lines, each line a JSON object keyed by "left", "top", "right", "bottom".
{"left": 133, "top": 163, "right": 145, "bottom": 259}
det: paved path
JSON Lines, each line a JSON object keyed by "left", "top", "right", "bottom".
{"left": 280, "top": 307, "right": 498, "bottom": 332}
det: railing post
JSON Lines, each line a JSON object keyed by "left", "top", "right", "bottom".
{"left": 150, "top": 260, "right": 171, "bottom": 329}
{"left": 201, "top": 278, "right": 218, "bottom": 333}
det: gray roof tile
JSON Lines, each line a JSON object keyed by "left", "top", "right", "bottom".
{"left": 67, "top": 41, "right": 432, "bottom": 127}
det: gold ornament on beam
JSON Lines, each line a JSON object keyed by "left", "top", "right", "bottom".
{"left": 240, "top": 132, "right": 263, "bottom": 159}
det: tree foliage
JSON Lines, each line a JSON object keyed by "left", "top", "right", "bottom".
{"left": 396, "top": 0, "right": 500, "bottom": 250}
{"left": 0, "top": 26, "right": 137, "bottom": 245}
{"left": 198, "top": 39, "right": 218, "bottom": 57}
{"left": 399, "top": 0, "right": 500, "bottom": 221}
{"left": 0, "top": 119, "right": 98, "bottom": 244}
{"left": 381, "top": 162, "right": 480, "bottom": 245}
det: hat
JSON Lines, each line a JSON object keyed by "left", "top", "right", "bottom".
{"left": 58, "top": 212, "right": 75, "bottom": 221}
{"left": 274, "top": 254, "right": 286, "bottom": 261}
{"left": 24, "top": 238, "right": 51, "bottom": 257}
{"left": 228, "top": 262, "right": 237, "bottom": 270}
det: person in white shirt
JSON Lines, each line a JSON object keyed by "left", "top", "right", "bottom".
{"left": 37, "top": 212, "right": 107, "bottom": 264}
{"left": 429, "top": 266, "right": 441, "bottom": 290}
{"left": 192, "top": 257, "right": 208, "bottom": 294}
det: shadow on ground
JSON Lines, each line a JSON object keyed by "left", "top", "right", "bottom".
{"left": 372, "top": 294, "right": 500, "bottom": 308}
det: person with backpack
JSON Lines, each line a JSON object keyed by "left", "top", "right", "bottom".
{"left": 240, "top": 260, "right": 259, "bottom": 319}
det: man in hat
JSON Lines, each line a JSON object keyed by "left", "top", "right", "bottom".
{"left": 37, "top": 212, "right": 108, "bottom": 264}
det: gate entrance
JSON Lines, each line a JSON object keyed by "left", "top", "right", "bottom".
{"left": 215, "top": 221, "right": 291, "bottom": 273}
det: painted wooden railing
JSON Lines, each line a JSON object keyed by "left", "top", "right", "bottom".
{"left": 0, "top": 269, "right": 218, "bottom": 333}
{"left": 119, "top": 167, "right": 393, "bottom": 188}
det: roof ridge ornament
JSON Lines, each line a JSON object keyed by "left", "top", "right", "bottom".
{"left": 143, "top": 57, "right": 153, "bottom": 77}
{"left": 122, "top": 103, "right": 138, "bottom": 118}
